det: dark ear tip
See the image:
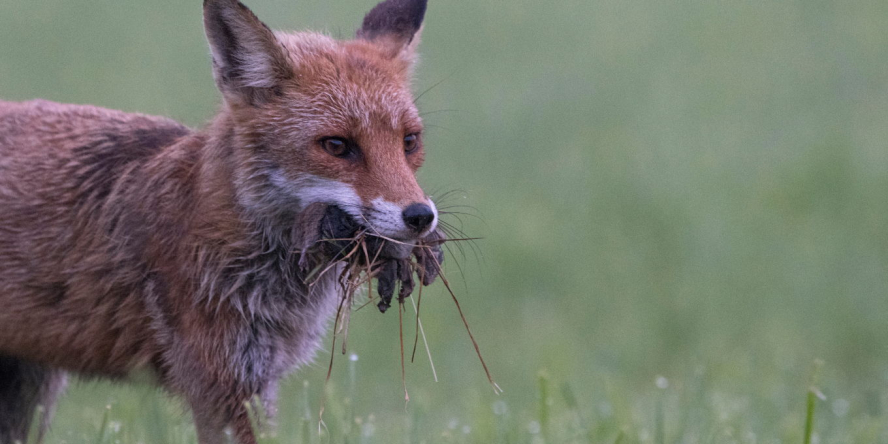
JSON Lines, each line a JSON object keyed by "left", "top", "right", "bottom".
{"left": 203, "top": 0, "right": 241, "bottom": 11}
{"left": 359, "top": 0, "right": 428, "bottom": 41}
{"left": 203, "top": 0, "right": 223, "bottom": 12}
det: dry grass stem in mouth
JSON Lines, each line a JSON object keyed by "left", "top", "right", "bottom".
{"left": 311, "top": 210, "right": 499, "bottom": 425}
{"left": 424, "top": 245, "right": 502, "bottom": 395}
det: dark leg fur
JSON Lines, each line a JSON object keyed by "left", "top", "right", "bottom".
{"left": 0, "top": 356, "right": 67, "bottom": 444}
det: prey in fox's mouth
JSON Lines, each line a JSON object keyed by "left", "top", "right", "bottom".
{"left": 301, "top": 203, "right": 445, "bottom": 313}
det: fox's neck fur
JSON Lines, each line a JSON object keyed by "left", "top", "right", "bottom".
{"left": 142, "top": 109, "right": 343, "bottom": 318}
{"left": 115, "top": 114, "right": 347, "bottom": 408}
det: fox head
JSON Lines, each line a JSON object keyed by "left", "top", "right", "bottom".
{"left": 203, "top": 0, "right": 437, "bottom": 241}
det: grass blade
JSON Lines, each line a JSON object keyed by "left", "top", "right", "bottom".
{"left": 410, "top": 296, "right": 438, "bottom": 382}
{"left": 429, "top": 254, "right": 501, "bottom": 394}
{"left": 538, "top": 372, "right": 550, "bottom": 443}
{"left": 804, "top": 359, "right": 825, "bottom": 444}
{"left": 95, "top": 405, "right": 110, "bottom": 444}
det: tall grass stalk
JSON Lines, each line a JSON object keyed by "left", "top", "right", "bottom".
{"left": 95, "top": 405, "right": 111, "bottom": 444}
{"left": 655, "top": 399, "right": 665, "bottom": 444}
{"left": 301, "top": 380, "right": 313, "bottom": 444}
{"left": 804, "top": 359, "right": 825, "bottom": 444}
{"left": 538, "top": 371, "right": 551, "bottom": 443}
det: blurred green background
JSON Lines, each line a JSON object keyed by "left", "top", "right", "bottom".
{"left": 2, "top": 0, "right": 888, "bottom": 442}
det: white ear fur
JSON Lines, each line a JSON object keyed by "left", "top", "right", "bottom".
{"left": 204, "top": 0, "right": 291, "bottom": 103}
{"left": 399, "top": 24, "right": 423, "bottom": 68}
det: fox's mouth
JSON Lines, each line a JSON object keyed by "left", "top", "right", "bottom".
{"left": 319, "top": 205, "right": 414, "bottom": 260}
{"left": 313, "top": 203, "right": 446, "bottom": 313}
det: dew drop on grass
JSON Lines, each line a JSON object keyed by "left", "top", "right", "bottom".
{"left": 492, "top": 400, "right": 508, "bottom": 416}
{"left": 597, "top": 401, "right": 613, "bottom": 418}
{"left": 831, "top": 399, "right": 850, "bottom": 417}
{"left": 745, "top": 431, "right": 757, "bottom": 443}
{"left": 362, "top": 422, "right": 376, "bottom": 438}
{"left": 656, "top": 376, "right": 669, "bottom": 389}
{"left": 527, "top": 420, "right": 541, "bottom": 435}
{"left": 349, "top": 353, "right": 359, "bottom": 362}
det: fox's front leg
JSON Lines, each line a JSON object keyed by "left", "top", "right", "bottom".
{"left": 192, "top": 411, "right": 257, "bottom": 444}
{"left": 190, "top": 406, "right": 234, "bottom": 444}
{"left": 167, "top": 340, "right": 268, "bottom": 444}
{"left": 188, "top": 383, "right": 261, "bottom": 444}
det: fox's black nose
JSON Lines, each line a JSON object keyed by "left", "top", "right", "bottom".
{"left": 402, "top": 203, "right": 435, "bottom": 233}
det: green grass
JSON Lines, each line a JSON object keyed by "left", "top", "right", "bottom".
{"left": 36, "top": 358, "right": 884, "bottom": 443}
{"left": 2, "top": 0, "right": 888, "bottom": 442}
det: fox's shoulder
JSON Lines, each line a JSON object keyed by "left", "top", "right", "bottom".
{"left": 0, "top": 99, "right": 191, "bottom": 157}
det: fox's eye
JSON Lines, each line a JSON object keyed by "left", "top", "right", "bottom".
{"left": 321, "top": 138, "right": 350, "bottom": 158}
{"left": 404, "top": 134, "right": 420, "bottom": 154}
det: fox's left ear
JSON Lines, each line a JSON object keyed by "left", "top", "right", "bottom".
{"left": 204, "top": 0, "right": 292, "bottom": 105}
{"left": 357, "top": 0, "right": 427, "bottom": 64}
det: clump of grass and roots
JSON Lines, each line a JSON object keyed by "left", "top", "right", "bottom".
{"left": 295, "top": 202, "right": 500, "bottom": 427}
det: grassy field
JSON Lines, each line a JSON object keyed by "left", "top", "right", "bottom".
{"left": 2, "top": 0, "right": 888, "bottom": 442}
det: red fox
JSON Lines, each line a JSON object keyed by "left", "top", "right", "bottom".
{"left": 0, "top": 0, "right": 444, "bottom": 442}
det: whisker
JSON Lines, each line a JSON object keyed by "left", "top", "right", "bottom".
{"left": 440, "top": 213, "right": 468, "bottom": 231}
{"left": 439, "top": 222, "right": 485, "bottom": 268}
{"left": 414, "top": 68, "right": 460, "bottom": 104}
{"left": 439, "top": 222, "right": 479, "bottom": 254}
{"left": 438, "top": 209, "right": 484, "bottom": 221}
{"left": 430, "top": 188, "right": 468, "bottom": 202}
{"left": 439, "top": 239, "right": 470, "bottom": 294}
{"left": 423, "top": 124, "right": 452, "bottom": 133}
{"left": 439, "top": 225, "right": 468, "bottom": 262}
{"left": 419, "top": 109, "right": 462, "bottom": 117}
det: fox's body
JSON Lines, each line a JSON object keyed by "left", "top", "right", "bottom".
{"left": 0, "top": 99, "right": 339, "bottom": 372}
{"left": 0, "top": 1, "right": 439, "bottom": 442}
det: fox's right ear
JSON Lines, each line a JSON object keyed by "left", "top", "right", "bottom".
{"left": 203, "top": 0, "right": 292, "bottom": 105}
{"left": 358, "top": 0, "right": 427, "bottom": 64}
